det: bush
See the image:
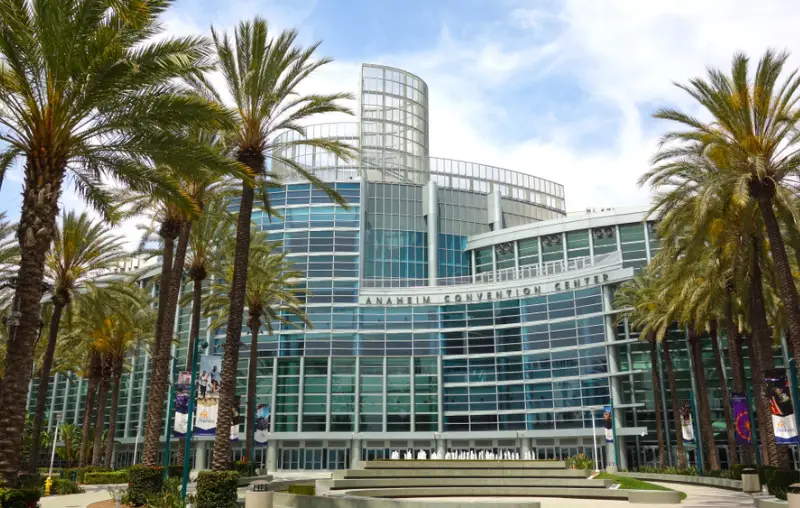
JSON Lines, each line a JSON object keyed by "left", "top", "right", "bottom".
{"left": 128, "top": 465, "right": 164, "bottom": 506}
{"left": 146, "top": 477, "right": 186, "bottom": 508}
{"left": 195, "top": 471, "right": 239, "bottom": 508}
{"left": 51, "top": 478, "right": 82, "bottom": 495}
{"left": 0, "top": 487, "right": 42, "bottom": 508}
{"left": 232, "top": 461, "right": 251, "bottom": 476}
{"left": 765, "top": 469, "right": 799, "bottom": 501}
{"left": 15, "top": 474, "right": 42, "bottom": 490}
{"left": 166, "top": 465, "right": 184, "bottom": 478}
{"left": 58, "top": 466, "right": 111, "bottom": 484}
{"left": 83, "top": 471, "right": 129, "bottom": 485}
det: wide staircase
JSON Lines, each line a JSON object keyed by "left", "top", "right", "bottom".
{"left": 324, "top": 459, "right": 633, "bottom": 500}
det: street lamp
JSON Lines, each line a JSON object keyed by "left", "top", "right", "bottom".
{"left": 48, "top": 413, "right": 62, "bottom": 479}
{"left": 181, "top": 337, "right": 208, "bottom": 500}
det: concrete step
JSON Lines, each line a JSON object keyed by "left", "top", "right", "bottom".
{"left": 330, "top": 477, "right": 613, "bottom": 490}
{"left": 332, "top": 486, "right": 631, "bottom": 500}
{"left": 363, "top": 460, "right": 566, "bottom": 470}
{"left": 335, "top": 468, "right": 589, "bottom": 480}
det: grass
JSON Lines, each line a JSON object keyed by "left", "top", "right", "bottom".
{"left": 596, "top": 472, "right": 688, "bottom": 500}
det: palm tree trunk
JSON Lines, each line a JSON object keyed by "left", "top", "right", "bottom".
{"left": 748, "top": 238, "right": 788, "bottom": 469}
{"left": 0, "top": 164, "right": 63, "bottom": 486}
{"left": 689, "top": 330, "right": 720, "bottom": 471}
{"left": 176, "top": 272, "right": 205, "bottom": 467}
{"left": 245, "top": 315, "right": 261, "bottom": 465}
{"left": 79, "top": 352, "right": 101, "bottom": 467}
{"left": 709, "top": 320, "right": 737, "bottom": 467}
{"left": 647, "top": 334, "right": 666, "bottom": 469}
{"left": 662, "top": 338, "right": 687, "bottom": 469}
{"left": 92, "top": 362, "right": 110, "bottom": 466}
{"left": 756, "top": 191, "right": 800, "bottom": 377}
{"left": 213, "top": 169, "right": 258, "bottom": 471}
{"left": 27, "top": 300, "right": 65, "bottom": 471}
{"left": 142, "top": 221, "right": 180, "bottom": 467}
{"left": 726, "top": 290, "right": 754, "bottom": 465}
{"left": 104, "top": 362, "right": 124, "bottom": 468}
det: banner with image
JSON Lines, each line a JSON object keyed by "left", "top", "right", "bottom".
{"left": 230, "top": 395, "right": 242, "bottom": 442}
{"left": 680, "top": 401, "right": 695, "bottom": 444}
{"left": 172, "top": 371, "right": 191, "bottom": 437}
{"left": 603, "top": 405, "right": 613, "bottom": 443}
{"left": 765, "top": 369, "right": 800, "bottom": 445}
{"left": 731, "top": 392, "right": 752, "bottom": 445}
{"left": 195, "top": 356, "right": 222, "bottom": 436}
{"left": 255, "top": 404, "right": 271, "bottom": 447}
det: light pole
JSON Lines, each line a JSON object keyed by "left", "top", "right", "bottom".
{"left": 590, "top": 407, "right": 599, "bottom": 472}
{"left": 181, "top": 337, "right": 208, "bottom": 500}
{"left": 48, "top": 413, "right": 62, "bottom": 479}
{"left": 132, "top": 425, "right": 141, "bottom": 465}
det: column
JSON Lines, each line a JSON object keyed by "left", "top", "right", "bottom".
{"left": 73, "top": 378, "right": 84, "bottom": 425}
{"left": 436, "top": 436, "right": 446, "bottom": 458}
{"left": 266, "top": 440, "right": 277, "bottom": 472}
{"left": 518, "top": 435, "right": 531, "bottom": 459}
{"left": 409, "top": 357, "right": 415, "bottom": 432}
{"left": 124, "top": 355, "right": 137, "bottom": 437}
{"left": 603, "top": 285, "right": 627, "bottom": 470}
{"left": 436, "top": 357, "right": 444, "bottom": 433}
{"left": 60, "top": 373, "right": 71, "bottom": 428}
{"left": 382, "top": 357, "right": 388, "bottom": 433}
{"left": 423, "top": 181, "right": 438, "bottom": 286}
{"left": 269, "top": 357, "right": 278, "bottom": 433}
{"left": 297, "top": 356, "right": 305, "bottom": 431}
{"left": 325, "top": 357, "right": 332, "bottom": 432}
{"left": 350, "top": 438, "right": 362, "bottom": 469}
{"left": 487, "top": 190, "right": 502, "bottom": 231}
{"left": 354, "top": 357, "right": 361, "bottom": 433}
{"left": 655, "top": 342, "right": 674, "bottom": 466}
{"left": 195, "top": 441, "right": 207, "bottom": 471}
{"left": 136, "top": 351, "right": 150, "bottom": 449}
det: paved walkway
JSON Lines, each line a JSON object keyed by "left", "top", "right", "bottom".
{"left": 412, "top": 481, "right": 761, "bottom": 507}
{"left": 40, "top": 484, "right": 122, "bottom": 508}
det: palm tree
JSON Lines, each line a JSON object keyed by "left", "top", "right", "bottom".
{"left": 202, "top": 17, "right": 356, "bottom": 469}
{"left": 614, "top": 273, "right": 667, "bottom": 469}
{"left": 27, "top": 211, "right": 126, "bottom": 471}
{"left": 648, "top": 50, "right": 800, "bottom": 381}
{"left": 206, "top": 236, "right": 308, "bottom": 466}
{"left": 56, "top": 423, "right": 80, "bottom": 468}
{"left": 174, "top": 196, "right": 235, "bottom": 466}
{"left": 0, "top": 0, "right": 241, "bottom": 485}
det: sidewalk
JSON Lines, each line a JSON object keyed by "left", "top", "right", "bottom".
{"left": 39, "top": 484, "right": 119, "bottom": 508}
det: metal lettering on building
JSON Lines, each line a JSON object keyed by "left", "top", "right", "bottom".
{"left": 360, "top": 274, "right": 610, "bottom": 305}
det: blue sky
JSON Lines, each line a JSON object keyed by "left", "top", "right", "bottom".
{"left": 2, "top": 0, "right": 799, "bottom": 244}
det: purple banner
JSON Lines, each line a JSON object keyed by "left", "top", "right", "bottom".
{"left": 732, "top": 392, "right": 752, "bottom": 445}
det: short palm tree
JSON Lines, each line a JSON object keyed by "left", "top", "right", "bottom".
{"left": 55, "top": 423, "right": 80, "bottom": 468}
{"left": 202, "top": 17, "right": 356, "bottom": 469}
{"left": 614, "top": 270, "right": 669, "bottom": 469}
{"left": 206, "top": 236, "right": 308, "bottom": 466}
{"left": 27, "top": 211, "right": 126, "bottom": 471}
{"left": 643, "top": 49, "right": 800, "bottom": 380}
{"left": 0, "top": 0, "right": 240, "bottom": 484}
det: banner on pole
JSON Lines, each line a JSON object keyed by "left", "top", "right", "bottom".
{"left": 173, "top": 371, "right": 191, "bottom": 438}
{"left": 680, "top": 401, "right": 695, "bottom": 443}
{"left": 195, "top": 356, "right": 222, "bottom": 436}
{"left": 255, "top": 404, "right": 271, "bottom": 447}
{"left": 731, "top": 392, "right": 752, "bottom": 445}
{"left": 603, "top": 405, "right": 613, "bottom": 443}
{"left": 765, "top": 369, "right": 800, "bottom": 445}
{"left": 230, "top": 395, "right": 241, "bottom": 442}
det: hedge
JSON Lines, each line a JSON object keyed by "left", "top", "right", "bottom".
{"left": 765, "top": 469, "right": 799, "bottom": 500}
{"left": 0, "top": 487, "right": 41, "bottom": 508}
{"left": 127, "top": 465, "right": 164, "bottom": 506}
{"left": 83, "top": 471, "right": 129, "bottom": 485}
{"left": 51, "top": 478, "right": 82, "bottom": 495}
{"left": 196, "top": 471, "right": 239, "bottom": 508}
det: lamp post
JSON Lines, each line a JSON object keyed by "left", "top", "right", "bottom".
{"left": 48, "top": 413, "right": 62, "bottom": 479}
{"left": 181, "top": 337, "right": 208, "bottom": 500}
{"left": 132, "top": 425, "right": 141, "bottom": 465}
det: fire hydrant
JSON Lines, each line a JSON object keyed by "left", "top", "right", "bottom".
{"left": 44, "top": 476, "right": 52, "bottom": 496}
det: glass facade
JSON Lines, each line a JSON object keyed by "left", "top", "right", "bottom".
{"left": 30, "top": 62, "right": 763, "bottom": 473}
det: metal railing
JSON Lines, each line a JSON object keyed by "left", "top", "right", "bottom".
{"left": 361, "top": 251, "right": 622, "bottom": 289}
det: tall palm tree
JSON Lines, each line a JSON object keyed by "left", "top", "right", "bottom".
{"left": 174, "top": 195, "right": 234, "bottom": 465}
{"left": 0, "top": 0, "right": 240, "bottom": 485}
{"left": 614, "top": 272, "right": 667, "bottom": 469}
{"left": 647, "top": 50, "right": 800, "bottom": 378}
{"left": 202, "top": 17, "right": 356, "bottom": 469}
{"left": 206, "top": 236, "right": 308, "bottom": 466}
{"left": 27, "top": 211, "right": 126, "bottom": 471}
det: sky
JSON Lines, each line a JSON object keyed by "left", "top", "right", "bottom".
{"left": 2, "top": 0, "right": 800, "bottom": 246}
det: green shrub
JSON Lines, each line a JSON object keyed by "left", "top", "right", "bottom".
{"left": 146, "top": 477, "right": 186, "bottom": 508}
{"left": 15, "top": 473, "right": 42, "bottom": 490}
{"left": 167, "top": 465, "right": 184, "bottom": 478}
{"left": 287, "top": 484, "right": 315, "bottom": 495}
{"left": 765, "top": 469, "right": 799, "bottom": 500}
{"left": 128, "top": 465, "right": 164, "bottom": 506}
{"left": 195, "top": 471, "right": 239, "bottom": 508}
{"left": 83, "top": 471, "right": 129, "bottom": 484}
{"left": 51, "top": 478, "right": 82, "bottom": 495}
{"left": 58, "top": 466, "right": 111, "bottom": 483}
{"left": 0, "top": 487, "right": 42, "bottom": 508}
